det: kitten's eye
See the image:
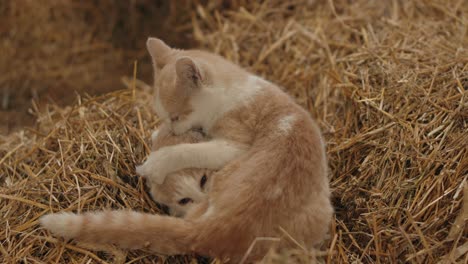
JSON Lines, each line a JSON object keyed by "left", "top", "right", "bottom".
{"left": 178, "top": 198, "right": 193, "bottom": 205}
{"left": 200, "top": 174, "right": 207, "bottom": 188}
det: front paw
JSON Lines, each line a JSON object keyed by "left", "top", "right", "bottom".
{"left": 135, "top": 162, "right": 151, "bottom": 179}
{"left": 135, "top": 150, "right": 171, "bottom": 184}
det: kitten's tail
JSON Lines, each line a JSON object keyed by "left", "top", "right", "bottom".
{"left": 39, "top": 210, "right": 194, "bottom": 255}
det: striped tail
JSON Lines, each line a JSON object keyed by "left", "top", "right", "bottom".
{"left": 40, "top": 210, "right": 194, "bottom": 255}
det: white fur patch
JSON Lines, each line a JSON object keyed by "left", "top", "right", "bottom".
{"left": 40, "top": 212, "right": 82, "bottom": 238}
{"left": 277, "top": 114, "right": 296, "bottom": 135}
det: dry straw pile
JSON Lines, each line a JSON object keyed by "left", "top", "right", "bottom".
{"left": 1, "top": 0, "right": 467, "bottom": 263}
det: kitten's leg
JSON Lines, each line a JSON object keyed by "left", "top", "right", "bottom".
{"left": 136, "top": 140, "right": 247, "bottom": 184}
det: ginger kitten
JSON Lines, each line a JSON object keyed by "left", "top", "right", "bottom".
{"left": 136, "top": 38, "right": 333, "bottom": 261}
{"left": 41, "top": 38, "right": 333, "bottom": 263}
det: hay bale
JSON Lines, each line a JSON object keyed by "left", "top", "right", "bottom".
{"left": 1, "top": 0, "right": 467, "bottom": 263}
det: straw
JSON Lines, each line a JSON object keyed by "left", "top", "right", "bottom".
{"left": 1, "top": 0, "right": 467, "bottom": 263}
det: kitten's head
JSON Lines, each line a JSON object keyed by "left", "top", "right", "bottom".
{"left": 149, "top": 168, "right": 213, "bottom": 217}
{"left": 146, "top": 37, "right": 247, "bottom": 134}
{"left": 145, "top": 38, "right": 206, "bottom": 130}
{"left": 146, "top": 126, "right": 213, "bottom": 217}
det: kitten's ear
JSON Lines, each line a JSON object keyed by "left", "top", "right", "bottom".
{"left": 175, "top": 57, "right": 204, "bottom": 90}
{"left": 146, "top": 37, "right": 173, "bottom": 67}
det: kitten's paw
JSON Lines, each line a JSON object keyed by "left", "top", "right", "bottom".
{"left": 135, "top": 163, "right": 149, "bottom": 178}
{"left": 135, "top": 150, "right": 172, "bottom": 184}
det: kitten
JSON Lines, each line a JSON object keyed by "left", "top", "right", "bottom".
{"left": 135, "top": 38, "right": 333, "bottom": 261}
{"left": 41, "top": 38, "right": 333, "bottom": 263}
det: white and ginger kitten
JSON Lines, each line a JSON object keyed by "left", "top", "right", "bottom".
{"left": 41, "top": 38, "right": 333, "bottom": 263}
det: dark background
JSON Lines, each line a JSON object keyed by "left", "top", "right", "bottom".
{"left": 0, "top": 0, "right": 236, "bottom": 134}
